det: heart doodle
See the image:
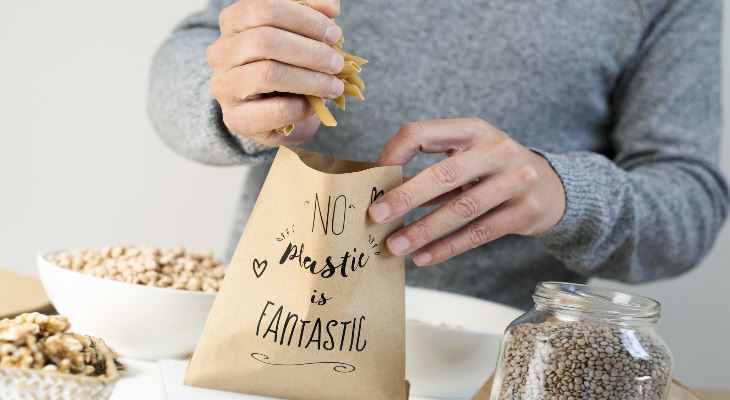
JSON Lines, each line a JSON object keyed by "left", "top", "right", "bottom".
{"left": 252, "top": 258, "right": 268, "bottom": 278}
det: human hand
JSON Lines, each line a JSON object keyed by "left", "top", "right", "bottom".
{"left": 207, "top": 0, "right": 345, "bottom": 146}
{"left": 368, "top": 118, "right": 566, "bottom": 266}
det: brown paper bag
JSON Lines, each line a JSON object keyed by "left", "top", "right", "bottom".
{"left": 0, "top": 268, "right": 53, "bottom": 319}
{"left": 185, "top": 146, "right": 407, "bottom": 400}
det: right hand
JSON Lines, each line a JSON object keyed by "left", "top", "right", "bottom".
{"left": 207, "top": 0, "right": 345, "bottom": 146}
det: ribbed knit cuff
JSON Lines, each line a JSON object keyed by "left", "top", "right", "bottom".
{"left": 232, "top": 133, "right": 275, "bottom": 155}
{"left": 530, "top": 150, "right": 617, "bottom": 263}
{"left": 221, "top": 120, "right": 277, "bottom": 163}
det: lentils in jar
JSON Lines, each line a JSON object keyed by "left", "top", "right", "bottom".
{"left": 491, "top": 282, "right": 673, "bottom": 400}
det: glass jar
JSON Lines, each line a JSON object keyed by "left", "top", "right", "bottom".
{"left": 490, "top": 282, "right": 673, "bottom": 400}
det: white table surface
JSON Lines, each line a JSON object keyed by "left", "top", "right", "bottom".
{"left": 112, "top": 359, "right": 166, "bottom": 400}
{"left": 111, "top": 358, "right": 449, "bottom": 400}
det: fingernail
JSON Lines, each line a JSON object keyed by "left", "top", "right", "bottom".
{"left": 324, "top": 25, "right": 342, "bottom": 44}
{"left": 330, "top": 53, "right": 344, "bottom": 74}
{"left": 388, "top": 235, "right": 410, "bottom": 255}
{"left": 369, "top": 202, "right": 391, "bottom": 222}
{"left": 413, "top": 252, "right": 431, "bottom": 265}
{"left": 329, "top": 79, "right": 344, "bottom": 98}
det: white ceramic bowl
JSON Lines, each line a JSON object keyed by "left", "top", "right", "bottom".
{"left": 405, "top": 287, "right": 523, "bottom": 399}
{"left": 37, "top": 251, "right": 216, "bottom": 360}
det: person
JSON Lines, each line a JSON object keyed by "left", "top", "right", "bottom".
{"left": 148, "top": 0, "right": 728, "bottom": 309}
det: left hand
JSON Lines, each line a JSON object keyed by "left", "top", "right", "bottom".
{"left": 368, "top": 118, "right": 566, "bottom": 266}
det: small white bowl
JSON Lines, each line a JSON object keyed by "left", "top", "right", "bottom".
{"left": 405, "top": 287, "right": 523, "bottom": 399}
{"left": 37, "top": 251, "right": 216, "bottom": 360}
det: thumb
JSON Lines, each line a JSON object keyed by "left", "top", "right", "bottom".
{"left": 305, "top": 0, "right": 340, "bottom": 18}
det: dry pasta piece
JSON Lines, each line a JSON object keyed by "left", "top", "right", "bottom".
{"left": 343, "top": 53, "right": 368, "bottom": 66}
{"left": 333, "top": 46, "right": 368, "bottom": 65}
{"left": 342, "top": 73, "right": 365, "bottom": 90}
{"left": 275, "top": 0, "right": 367, "bottom": 133}
{"left": 332, "top": 94, "right": 346, "bottom": 111}
{"left": 276, "top": 124, "right": 295, "bottom": 136}
{"left": 306, "top": 96, "right": 337, "bottom": 126}
{"left": 343, "top": 83, "right": 365, "bottom": 100}
{"left": 340, "top": 61, "right": 362, "bottom": 75}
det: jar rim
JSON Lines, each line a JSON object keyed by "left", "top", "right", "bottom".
{"left": 533, "top": 282, "right": 661, "bottom": 321}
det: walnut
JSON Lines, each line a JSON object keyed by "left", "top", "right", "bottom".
{"left": 0, "top": 319, "right": 38, "bottom": 344}
{"left": 12, "top": 312, "right": 70, "bottom": 336}
{"left": 0, "top": 313, "right": 106, "bottom": 376}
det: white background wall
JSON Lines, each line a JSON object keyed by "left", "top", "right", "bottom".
{"left": 1, "top": 1, "right": 728, "bottom": 390}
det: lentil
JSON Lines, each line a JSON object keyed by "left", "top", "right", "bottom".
{"left": 496, "top": 322, "right": 672, "bottom": 400}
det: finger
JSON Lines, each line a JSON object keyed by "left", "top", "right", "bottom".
{"left": 208, "top": 27, "right": 344, "bottom": 74}
{"left": 305, "top": 0, "right": 341, "bottom": 18}
{"left": 460, "top": 180, "right": 480, "bottom": 192}
{"left": 402, "top": 175, "right": 455, "bottom": 205}
{"left": 420, "top": 189, "right": 460, "bottom": 208}
{"left": 385, "top": 175, "right": 517, "bottom": 256}
{"left": 220, "top": 0, "right": 341, "bottom": 44}
{"left": 369, "top": 150, "right": 501, "bottom": 223}
{"left": 223, "top": 95, "right": 311, "bottom": 137}
{"left": 411, "top": 203, "right": 524, "bottom": 266}
{"left": 420, "top": 178, "right": 481, "bottom": 207}
{"left": 215, "top": 60, "right": 344, "bottom": 103}
{"left": 267, "top": 113, "right": 321, "bottom": 146}
{"left": 377, "top": 118, "right": 491, "bottom": 166}
{"left": 251, "top": 115, "right": 321, "bottom": 147}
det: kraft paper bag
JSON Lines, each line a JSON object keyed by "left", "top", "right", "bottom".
{"left": 185, "top": 146, "right": 407, "bottom": 400}
{"left": 0, "top": 268, "right": 53, "bottom": 319}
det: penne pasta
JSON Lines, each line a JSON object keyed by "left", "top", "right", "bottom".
{"left": 276, "top": 124, "right": 295, "bottom": 136}
{"left": 340, "top": 61, "right": 362, "bottom": 75}
{"left": 332, "top": 94, "right": 346, "bottom": 110}
{"left": 343, "top": 83, "right": 365, "bottom": 100}
{"left": 334, "top": 46, "right": 369, "bottom": 65}
{"left": 345, "top": 53, "right": 368, "bottom": 65}
{"left": 343, "top": 73, "right": 365, "bottom": 90}
{"left": 276, "top": 0, "right": 366, "bottom": 133}
{"left": 306, "top": 95, "right": 337, "bottom": 126}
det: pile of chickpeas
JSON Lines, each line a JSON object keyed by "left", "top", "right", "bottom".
{"left": 48, "top": 246, "right": 226, "bottom": 293}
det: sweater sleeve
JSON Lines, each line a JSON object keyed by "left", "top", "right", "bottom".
{"left": 535, "top": 0, "right": 729, "bottom": 283}
{"left": 147, "top": 0, "right": 275, "bottom": 166}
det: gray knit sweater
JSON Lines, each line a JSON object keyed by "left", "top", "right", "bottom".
{"left": 148, "top": 0, "right": 728, "bottom": 309}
